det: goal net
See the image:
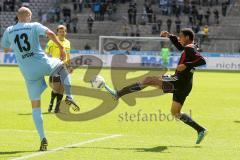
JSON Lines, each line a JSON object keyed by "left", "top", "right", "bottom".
{"left": 99, "top": 36, "right": 170, "bottom": 56}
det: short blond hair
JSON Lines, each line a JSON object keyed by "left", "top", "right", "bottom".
{"left": 17, "top": 7, "right": 32, "bottom": 22}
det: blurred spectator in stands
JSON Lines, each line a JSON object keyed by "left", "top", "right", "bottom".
{"left": 87, "top": 14, "right": 94, "bottom": 34}
{"left": 183, "top": 2, "right": 190, "bottom": 14}
{"left": 41, "top": 13, "right": 48, "bottom": 24}
{"left": 107, "top": 3, "right": 113, "bottom": 20}
{"left": 73, "top": 0, "right": 83, "bottom": 13}
{"left": 49, "top": 8, "right": 56, "bottom": 23}
{"left": 145, "top": 4, "right": 153, "bottom": 23}
{"left": 172, "top": 0, "right": 176, "bottom": 16}
{"left": 84, "top": 43, "right": 91, "bottom": 50}
{"left": 148, "top": 6, "right": 153, "bottom": 23}
{"left": 132, "top": 42, "right": 141, "bottom": 51}
{"left": 177, "top": 0, "right": 184, "bottom": 15}
{"left": 167, "top": 18, "right": 172, "bottom": 32}
{"left": 189, "top": 14, "right": 193, "bottom": 25}
{"left": 153, "top": 13, "right": 156, "bottom": 23}
{"left": 130, "top": 25, "right": 135, "bottom": 36}
{"left": 122, "top": 23, "right": 129, "bottom": 36}
{"left": 192, "top": 5, "right": 198, "bottom": 25}
{"left": 0, "top": 3, "right": 2, "bottom": 12}
{"left": 208, "top": 0, "right": 213, "bottom": 6}
{"left": 0, "top": 25, "right": 2, "bottom": 36}
{"left": 112, "top": 3, "right": 117, "bottom": 13}
{"left": 175, "top": 5, "right": 181, "bottom": 17}
{"left": 78, "top": 0, "right": 83, "bottom": 13}
{"left": 62, "top": 7, "right": 71, "bottom": 20}
{"left": 21, "top": 0, "right": 29, "bottom": 8}
{"left": 213, "top": 9, "right": 219, "bottom": 24}
{"left": 132, "top": 5, "right": 137, "bottom": 25}
{"left": 136, "top": 24, "right": 140, "bottom": 37}
{"left": 65, "top": 16, "right": 71, "bottom": 32}
{"left": 175, "top": 16, "right": 181, "bottom": 34}
{"left": 203, "top": 25, "right": 209, "bottom": 41}
{"left": 100, "top": 2, "right": 107, "bottom": 21}
{"left": 192, "top": 23, "right": 200, "bottom": 33}
{"left": 73, "top": 0, "right": 78, "bottom": 11}
{"left": 38, "top": 9, "right": 42, "bottom": 22}
{"left": 72, "top": 16, "right": 78, "bottom": 33}
{"left": 93, "top": 1, "right": 101, "bottom": 21}
{"left": 205, "top": 8, "right": 211, "bottom": 25}
{"left": 222, "top": 1, "right": 227, "bottom": 16}
{"left": 11, "top": 0, "right": 15, "bottom": 11}
{"left": 55, "top": 6, "right": 61, "bottom": 22}
{"left": 140, "top": 11, "right": 147, "bottom": 25}
{"left": 157, "top": 19, "right": 162, "bottom": 33}
{"left": 128, "top": 5, "right": 133, "bottom": 24}
{"left": 151, "top": 23, "right": 157, "bottom": 34}
{"left": 3, "top": 0, "right": 8, "bottom": 11}
{"left": 198, "top": 7, "right": 204, "bottom": 25}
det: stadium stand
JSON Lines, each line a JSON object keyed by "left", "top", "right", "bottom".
{"left": 0, "top": 0, "right": 239, "bottom": 52}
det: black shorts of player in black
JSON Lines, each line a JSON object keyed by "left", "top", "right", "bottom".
{"left": 162, "top": 74, "right": 192, "bottom": 105}
{"left": 110, "top": 29, "right": 208, "bottom": 144}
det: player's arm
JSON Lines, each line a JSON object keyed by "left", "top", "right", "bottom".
{"left": 184, "top": 47, "right": 206, "bottom": 69}
{"left": 46, "top": 30, "right": 66, "bottom": 60}
{"left": 34, "top": 22, "right": 66, "bottom": 59}
{"left": 168, "top": 35, "right": 184, "bottom": 51}
{"left": 160, "top": 31, "right": 184, "bottom": 51}
{"left": 1, "top": 29, "right": 11, "bottom": 53}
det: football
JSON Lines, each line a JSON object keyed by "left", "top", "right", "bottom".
{"left": 90, "top": 75, "right": 106, "bottom": 89}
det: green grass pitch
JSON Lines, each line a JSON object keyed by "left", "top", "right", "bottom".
{"left": 0, "top": 66, "right": 240, "bottom": 160}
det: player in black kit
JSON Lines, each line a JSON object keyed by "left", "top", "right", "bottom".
{"left": 107, "top": 28, "right": 208, "bottom": 144}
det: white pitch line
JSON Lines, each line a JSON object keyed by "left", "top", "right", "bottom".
{"left": 11, "top": 134, "right": 122, "bottom": 160}
{"left": 0, "top": 129, "right": 112, "bottom": 136}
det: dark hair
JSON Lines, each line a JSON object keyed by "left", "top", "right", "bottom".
{"left": 180, "top": 28, "right": 195, "bottom": 41}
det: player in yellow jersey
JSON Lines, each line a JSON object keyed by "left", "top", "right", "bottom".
{"left": 45, "top": 25, "right": 71, "bottom": 113}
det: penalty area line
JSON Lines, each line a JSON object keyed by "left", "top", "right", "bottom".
{"left": 10, "top": 134, "right": 122, "bottom": 160}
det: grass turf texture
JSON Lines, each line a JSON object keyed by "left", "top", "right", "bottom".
{"left": 0, "top": 66, "right": 240, "bottom": 160}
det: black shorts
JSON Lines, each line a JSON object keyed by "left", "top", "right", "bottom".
{"left": 162, "top": 75, "right": 192, "bottom": 105}
{"left": 49, "top": 76, "right": 61, "bottom": 83}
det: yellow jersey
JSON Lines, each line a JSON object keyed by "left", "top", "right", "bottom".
{"left": 203, "top": 27, "right": 209, "bottom": 35}
{"left": 45, "top": 37, "right": 71, "bottom": 62}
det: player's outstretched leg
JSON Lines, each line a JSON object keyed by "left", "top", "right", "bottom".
{"left": 171, "top": 101, "right": 208, "bottom": 144}
{"left": 31, "top": 101, "right": 48, "bottom": 151}
{"left": 106, "top": 76, "right": 162, "bottom": 100}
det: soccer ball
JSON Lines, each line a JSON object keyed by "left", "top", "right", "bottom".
{"left": 90, "top": 75, "right": 105, "bottom": 89}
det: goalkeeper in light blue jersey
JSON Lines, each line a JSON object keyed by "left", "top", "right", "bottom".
{"left": 1, "top": 7, "right": 80, "bottom": 151}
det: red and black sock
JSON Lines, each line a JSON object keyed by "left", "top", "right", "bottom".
{"left": 180, "top": 113, "right": 205, "bottom": 133}
{"left": 117, "top": 83, "right": 146, "bottom": 98}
